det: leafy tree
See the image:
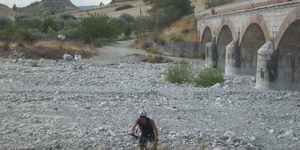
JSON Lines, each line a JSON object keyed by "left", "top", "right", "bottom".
{"left": 2, "top": 25, "right": 19, "bottom": 37}
{"left": 15, "top": 14, "right": 41, "bottom": 29}
{"left": 145, "top": 0, "right": 193, "bottom": 32}
{"left": 12, "top": 4, "right": 18, "bottom": 11}
{"left": 40, "top": 17, "right": 58, "bottom": 33}
{"left": 152, "top": 6, "right": 181, "bottom": 31}
{"left": 60, "top": 13, "right": 77, "bottom": 21}
{"left": 109, "top": 18, "right": 128, "bottom": 36}
{"left": 124, "top": 25, "right": 132, "bottom": 37}
{"left": 15, "top": 14, "right": 33, "bottom": 23}
{"left": 78, "top": 13, "right": 118, "bottom": 43}
{"left": 119, "top": 13, "right": 134, "bottom": 23}
{"left": 61, "top": 28, "right": 80, "bottom": 39}
{"left": 64, "top": 19, "right": 79, "bottom": 29}
{"left": 53, "top": 16, "right": 64, "bottom": 30}
{"left": 0, "top": 15, "right": 12, "bottom": 30}
{"left": 18, "top": 18, "right": 42, "bottom": 29}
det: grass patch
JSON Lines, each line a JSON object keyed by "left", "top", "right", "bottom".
{"left": 166, "top": 61, "right": 194, "bottom": 84}
{"left": 194, "top": 67, "right": 225, "bottom": 87}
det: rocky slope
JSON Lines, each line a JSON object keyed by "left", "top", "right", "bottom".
{"left": 0, "top": 4, "right": 19, "bottom": 20}
{"left": 0, "top": 41, "right": 299, "bottom": 150}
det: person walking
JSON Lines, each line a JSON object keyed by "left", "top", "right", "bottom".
{"left": 130, "top": 109, "right": 159, "bottom": 150}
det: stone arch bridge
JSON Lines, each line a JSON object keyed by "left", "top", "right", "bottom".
{"left": 195, "top": 0, "right": 300, "bottom": 91}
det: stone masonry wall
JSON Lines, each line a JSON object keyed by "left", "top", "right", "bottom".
{"left": 152, "top": 41, "right": 200, "bottom": 57}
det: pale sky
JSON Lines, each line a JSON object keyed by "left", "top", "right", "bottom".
{"left": 0, "top": 0, "right": 112, "bottom": 8}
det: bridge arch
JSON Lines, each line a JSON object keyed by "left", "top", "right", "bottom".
{"left": 274, "top": 8, "right": 300, "bottom": 90}
{"left": 199, "top": 26, "right": 213, "bottom": 55}
{"left": 275, "top": 7, "right": 300, "bottom": 49}
{"left": 240, "top": 13, "right": 270, "bottom": 44}
{"left": 240, "top": 22, "right": 266, "bottom": 76}
{"left": 216, "top": 24, "right": 234, "bottom": 71}
{"left": 218, "top": 17, "right": 237, "bottom": 40}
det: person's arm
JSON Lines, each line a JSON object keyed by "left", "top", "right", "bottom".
{"left": 130, "top": 118, "right": 139, "bottom": 135}
{"left": 150, "top": 119, "right": 158, "bottom": 141}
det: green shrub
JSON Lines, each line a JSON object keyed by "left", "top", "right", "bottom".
{"left": 166, "top": 61, "right": 194, "bottom": 84}
{"left": 64, "top": 19, "right": 80, "bottom": 29}
{"left": 115, "top": 5, "right": 133, "bottom": 11}
{"left": 40, "top": 17, "right": 58, "bottom": 33}
{"left": 204, "top": 0, "right": 236, "bottom": 9}
{"left": 142, "top": 41, "right": 151, "bottom": 49}
{"left": 152, "top": 34, "right": 165, "bottom": 45}
{"left": 181, "top": 27, "right": 190, "bottom": 33}
{"left": 170, "top": 33, "right": 183, "bottom": 42}
{"left": 61, "top": 28, "right": 80, "bottom": 39}
{"left": 15, "top": 14, "right": 41, "bottom": 29}
{"left": 119, "top": 13, "right": 134, "bottom": 23}
{"left": 60, "top": 13, "right": 77, "bottom": 21}
{"left": 193, "top": 67, "right": 225, "bottom": 87}
{"left": 12, "top": 29, "right": 35, "bottom": 43}
{"left": 0, "top": 15, "right": 12, "bottom": 30}
{"left": 91, "top": 38, "right": 104, "bottom": 47}
{"left": 2, "top": 25, "right": 19, "bottom": 37}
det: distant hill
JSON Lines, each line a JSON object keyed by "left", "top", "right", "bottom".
{"left": 19, "top": 0, "right": 79, "bottom": 16}
{"left": 0, "top": 4, "right": 19, "bottom": 20}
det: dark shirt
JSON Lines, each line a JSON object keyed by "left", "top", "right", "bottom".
{"left": 138, "top": 117, "right": 154, "bottom": 137}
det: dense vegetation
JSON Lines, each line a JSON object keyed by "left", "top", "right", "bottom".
{"left": 0, "top": 11, "right": 133, "bottom": 47}
{"left": 0, "top": 0, "right": 196, "bottom": 48}
{"left": 0, "top": 0, "right": 235, "bottom": 47}
{"left": 204, "top": 0, "right": 236, "bottom": 8}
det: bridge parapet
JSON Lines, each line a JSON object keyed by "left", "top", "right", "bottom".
{"left": 194, "top": 0, "right": 297, "bottom": 18}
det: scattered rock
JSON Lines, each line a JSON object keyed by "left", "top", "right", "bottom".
{"left": 0, "top": 41, "right": 299, "bottom": 150}
{"left": 63, "top": 54, "right": 73, "bottom": 61}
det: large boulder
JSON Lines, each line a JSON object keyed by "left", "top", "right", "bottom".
{"left": 63, "top": 54, "right": 73, "bottom": 61}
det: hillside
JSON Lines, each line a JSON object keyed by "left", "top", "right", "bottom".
{"left": 0, "top": 0, "right": 205, "bottom": 43}
{"left": 70, "top": 0, "right": 205, "bottom": 43}
{"left": 19, "top": 0, "right": 79, "bottom": 16}
{"left": 0, "top": 4, "right": 19, "bottom": 20}
{"left": 71, "top": 0, "right": 205, "bottom": 19}
{"left": 70, "top": 1, "right": 150, "bottom": 18}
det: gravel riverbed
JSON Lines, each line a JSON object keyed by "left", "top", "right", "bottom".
{"left": 0, "top": 41, "right": 299, "bottom": 150}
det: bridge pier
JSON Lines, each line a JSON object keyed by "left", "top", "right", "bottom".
{"left": 255, "top": 42, "right": 276, "bottom": 90}
{"left": 205, "top": 38, "right": 218, "bottom": 68}
{"left": 225, "top": 40, "right": 240, "bottom": 75}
